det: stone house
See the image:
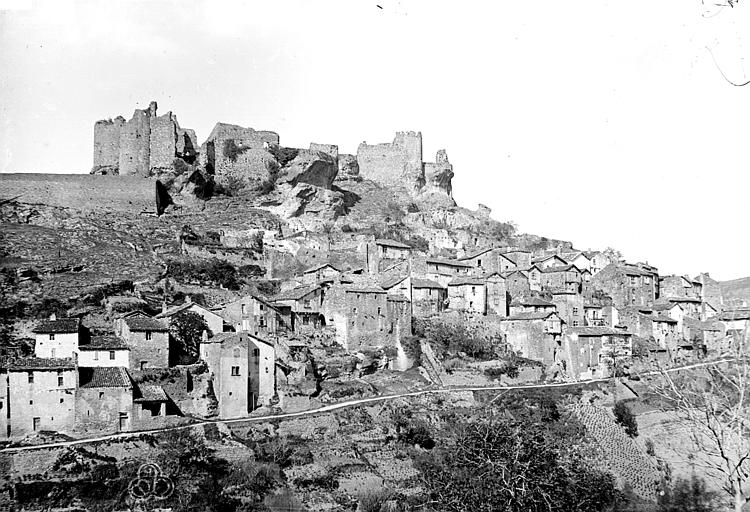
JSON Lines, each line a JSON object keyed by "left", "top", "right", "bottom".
{"left": 584, "top": 304, "right": 606, "bottom": 327}
{"left": 550, "top": 291, "right": 585, "bottom": 328}
{"left": 694, "top": 273, "right": 724, "bottom": 311}
{"left": 201, "top": 332, "right": 276, "bottom": 418}
{"left": 369, "top": 239, "right": 412, "bottom": 274}
{"left": 662, "top": 297, "right": 702, "bottom": 319}
{"left": 659, "top": 275, "right": 702, "bottom": 300}
{"left": 526, "top": 265, "right": 543, "bottom": 292}
{"left": 459, "top": 248, "right": 518, "bottom": 274}
{"left": 322, "top": 284, "right": 390, "bottom": 350}
{"left": 447, "top": 277, "right": 486, "bottom": 315}
{"left": 702, "top": 301, "right": 718, "bottom": 320}
{"left": 133, "top": 384, "right": 171, "bottom": 423}
{"left": 0, "top": 357, "right": 77, "bottom": 439}
{"left": 560, "top": 251, "right": 592, "bottom": 272}
{"left": 531, "top": 254, "right": 568, "bottom": 269}
{"left": 386, "top": 294, "right": 412, "bottom": 346}
{"left": 619, "top": 307, "right": 679, "bottom": 352}
{"left": 485, "top": 273, "right": 508, "bottom": 316}
{"left": 374, "top": 239, "right": 411, "bottom": 260}
{"left": 32, "top": 316, "right": 81, "bottom": 359}
{"left": 416, "top": 257, "right": 472, "bottom": 287}
{"left": 497, "top": 312, "right": 564, "bottom": 366}
{"left": 652, "top": 302, "right": 687, "bottom": 338}
{"left": 718, "top": 309, "right": 750, "bottom": 339}
{"left": 562, "top": 327, "right": 633, "bottom": 381}
{"left": 76, "top": 366, "right": 134, "bottom": 433}
{"left": 115, "top": 315, "right": 170, "bottom": 370}
{"left": 301, "top": 263, "right": 341, "bottom": 284}
{"left": 77, "top": 336, "right": 130, "bottom": 368}
{"left": 504, "top": 270, "right": 531, "bottom": 304}
{"left": 219, "top": 294, "right": 281, "bottom": 336}
{"left": 380, "top": 274, "right": 412, "bottom": 300}
{"left": 271, "top": 284, "right": 326, "bottom": 333}
{"left": 156, "top": 300, "right": 225, "bottom": 337}
{"left": 590, "top": 263, "right": 659, "bottom": 309}
{"left": 411, "top": 277, "right": 447, "bottom": 317}
{"left": 539, "top": 265, "right": 583, "bottom": 293}
{"left": 502, "top": 249, "right": 532, "bottom": 270}
{"left": 509, "top": 296, "right": 556, "bottom": 316}
{"left": 587, "top": 251, "right": 615, "bottom": 275}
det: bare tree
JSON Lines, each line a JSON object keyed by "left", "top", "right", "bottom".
{"left": 651, "top": 330, "right": 750, "bottom": 512}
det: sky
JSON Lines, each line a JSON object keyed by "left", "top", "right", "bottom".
{"left": 1, "top": 0, "right": 749, "bottom": 280}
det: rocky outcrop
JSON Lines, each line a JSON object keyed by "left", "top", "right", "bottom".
{"left": 418, "top": 149, "right": 455, "bottom": 207}
{"left": 277, "top": 150, "right": 338, "bottom": 189}
{"left": 335, "top": 154, "right": 360, "bottom": 181}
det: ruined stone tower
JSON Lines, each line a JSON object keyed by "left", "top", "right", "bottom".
{"left": 92, "top": 101, "right": 198, "bottom": 177}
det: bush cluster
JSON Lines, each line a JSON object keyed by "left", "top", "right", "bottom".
{"left": 166, "top": 259, "right": 241, "bottom": 290}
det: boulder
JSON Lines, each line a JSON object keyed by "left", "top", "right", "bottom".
{"left": 277, "top": 150, "right": 338, "bottom": 189}
{"left": 335, "top": 154, "right": 360, "bottom": 181}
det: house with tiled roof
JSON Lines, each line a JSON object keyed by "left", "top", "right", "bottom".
{"left": 200, "top": 332, "right": 276, "bottom": 418}
{"left": 447, "top": 276, "right": 486, "bottom": 315}
{"left": 218, "top": 294, "right": 281, "bottom": 337}
{"left": 78, "top": 336, "right": 130, "bottom": 368}
{"left": 562, "top": 326, "right": 633, "bottom": 381}
{"left": 659, "top": 275, "right": 702, "bottom": 301}
{"left": 497, "top": 311, "right": 564, "bottom": 366}
{"left": 270, "top": 284, "right": 326, "bottom": 333}
{"left": 156, "top": 299, "right": 224, "bottom": 337}
{"left": 459, "top": 247, "right": 518, "bottom": 274}
{"left": 590, "top": 262, "right": 659, "bottom": 309}
{"left": 531, "top": 254, "right": 568, "bottom": 269}
{"left": 415, "top": 257, "right": 472, "bottom": 288}
{"left": 301, "top": 262, "right": 341, "bottom": 284}
{"left": 485, "top": 272, "right": 508, "bottom": 316}
{"left": 0, "top": 357, "right": 77, "bottom": 439}
{"left": 76, "top": 366, "right": 134, "bottom": 433}
{"left": 539, "top": 264, "right": 582, "bottom": 294}
{"left": 32, "top": 315, "right": 80, "bottom": 359}
{"left": 114, "top": 314, "right": 170, "bottom": 370}
{"left": 411, "top": 277, "right": 447, "bottom": 317}
{"left": 560, "top": 251, "right": 592, "bottom": 273}
{"left": 509, "top": 296, "right": 556, "bottom": 316}
{"left": 501, "top": 249, "right": 532, "bottom": 270}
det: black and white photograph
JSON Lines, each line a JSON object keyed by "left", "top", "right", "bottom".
{"left": 1, "top": 0, "right": 749, "bottom": 510}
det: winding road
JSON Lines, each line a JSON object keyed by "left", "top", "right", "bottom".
{"left": 0, "top": 357, "right": 735, "bottom": 454}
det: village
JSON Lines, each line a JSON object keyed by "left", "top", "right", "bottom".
{"left": 0, "top": 101, "right": 747, "bottom": 444}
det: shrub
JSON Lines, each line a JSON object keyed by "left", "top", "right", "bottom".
{"left": 223, "top": 139, "right": 246, "bottom": 162}
{"left": 645, "top": 438, "right": 655, "bottom": 456}
{"left": 268, "top": 146, "right": 299, "bottom": 167}
{"left": 613, "top": 401, "right": 638, "bottom": 438}
{"left": 166, "top": 259, "right": 241, "bottom": 290}
{"left": 358, "top": 488, "right": 394, "bottom": 512}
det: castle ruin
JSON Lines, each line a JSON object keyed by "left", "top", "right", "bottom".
{"left": 93, "top": 101, "right": 198, "bottom": 177}
{"left": 356, "top": 132, "right": 454, "bottom": 204}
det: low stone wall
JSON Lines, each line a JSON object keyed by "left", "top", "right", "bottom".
{"left": 0, "top": 173, "right": 163, "bottom": 214}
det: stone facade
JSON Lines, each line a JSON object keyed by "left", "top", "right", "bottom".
{"left": 497, "top": 312, "right": 564, "bottom": 366}
{"left": 562, "top": 327, "right": 632, "bottom": 381}
{"left": 77, "top": 336, "right": 130, "bottom": 368}
{"left": 322, "top": 284, "right": 390, "bottom": 350}
{"left": 591, "top": 263, "right": 659, "bottom": 309}
{"left": 200, "top": 332, "right": 276, "bottom": 417}
{"left": 447, "top": 278, "right": 486, "bottom": 315}
{"left": 660, "top": 275, "right": 701, "bottom": 300}
{"left": 460, "top": 248, "right": 518, "bottom": 275}
{"left": 32, "top": 317, "right": 80, "bottom": 359}
{"left": 411, "top": 278, "right": 447, "bottom": 317}
{"left": 550, "top": 291, "right": 584, "bottom": 327}
{"left": 219, "top": 295, "right": 281, "bottom": 336}
{"left": 93, "top": 101, "right": 197, "bottom": 176}
{"left": 0, "top": 359, "right": 77, "bottom": 439}
{"left": 486, "top": 273, "right": 508, "bottom": 316}
{"left": 75, "top": 367, "right": 134, "bottom": 434}
{"left": 156, "top": 301, "right": 225, "bottom": 337}
{"left": 116, "top": 316, "right": 170, "bottom": 370}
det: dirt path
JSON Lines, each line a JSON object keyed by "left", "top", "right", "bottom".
{"left": 0, "top": 357, "right": 734, "bottom": 454}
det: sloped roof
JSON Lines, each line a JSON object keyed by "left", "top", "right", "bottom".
{"left": 272, "top": 285, "right": 321, "bottom": 301}
{"left": 386, "top": 294, "right": 410, "bottom": 302}
{"left": 411, "top": 278, "right": 445, "bottom": 289}
{"left": 500, "top": 311, "right": 560, "bottom": 321}
{"left": 79, "top": 367, "right": 132, "bottom": 388}
{"left": 460, "top": 247, "right": 493, "bottom": 260}
{"left": 666, "top": 296, "right": 701, "bottom": 304}
{"left": 719, "top": 309, "right": 750, "bottom": 321}
{"left": 517, "top": 297, "right": 555, "bottom": 307}
{"left": 448, "top": 277, "right": 485, "bottom": 286}
{"left": 380, "top": 274, "right": 408, "bottom": 289}
{"left": 78, "top": 336, "right": 130, "bottom": 350}
{"left": 155, "top": 301, "right": 216, "bottom": 319}
{"left": 532, "top": 254, "right": 566, "bottom": 264}
{"left": 375, "top": 239, "right": 411, "bottom": 249}
{"left": 650, "top": 314, "right": 678, "bottom": 324}
{"left": 568, "top": 326, "right": 632, "bottom": 337}
{"left": 425, "top": 257, "right": 472, "bottom": 268}
{"left": 32, "top": 318, "right": 79, "bottom": 334}
{"left": 345, "top": 286, "right": 386, "bottom": 294}
{"left": 652, "top": 303, "right": 679, "bottom": 312}
{"left": 6, "top": 357, "right": 76, "bottom": 371}
{"left": 541, "top": 264, "right": 580, "bottom": 274}
{"left": 135, "top": 384, "right": 169, "bottom": 402}
{"left": 124, "top": 316, "right": 169, "bottom": 332}
{"left": 303, "top": 262, "right": 340, "bottom": 274}
{"left": 202, "top": 331, "right": 275, "bottom": 348}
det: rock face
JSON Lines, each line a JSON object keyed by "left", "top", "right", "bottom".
{"left": 92, "top": 101, "right": 198, "bottom": 177}
{"left": 336, "top": 154, "right": 360, "bottom": 181}
{"left": 419, "top": 149, "right": 455, "bottom": 206}
{"left": 266, "top": 183, "right": 345, "bottom": 232}
{"left": 278, "top": 150, "right": 338, "bottom": 189}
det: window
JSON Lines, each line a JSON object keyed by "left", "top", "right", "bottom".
{"left": 99, "top": 392, "right": 104, "bottom": 399}
{"left": 29, "top": 400, "right": 33, "bottom": 405}
{"left": 259, "top": 316, "right": 266, "bottom": 328}
{"left": 377, "top": 307, "right": 381, "bottom": 315}
{"left": 49, "top": 333, "right": 55, "bottom": 341}
{"left": 572, "top": 307, "right": 579, "bottom": 315}
{"left": 265, "top": 367, "right": 269, "bottom": 373}
{"left": 51, "top": 348, "right": 56, "bottom": 358}
{"left": 260, "top": 304, "right": 264, "bottom": 311}
{"left": 231, "top": 366, "right": 240, "bottom": 376}
{"left": 471, "top": 286, "right": 476, "bottom": 295}
{"left": 109, "top": 351, "right": 116, "bottom": 360}
{"left": 60, "top": 398, "right": 64, "bottom": 404}
{"left": 477, "top": 259, "right": 482, "bottom": 267}
{"left": 241, "top": 304, "right": 246, "bottom": 315}
{"left": 304, "top": 300, "right": 311, "bottom": 309}
{"left": 233, "top": 348, "right": 240, "bottom": 358}
{"left": 94, "top": 351, "right": 99, "bottom": 360}
{"left": 572, "top": 320, "right": 579, "bottom": 327}
{"left": 33, "top": 417, "right": 40, "bottom": 431}
{"left": 145, "top": 331, "right": 152, "bottom": 340}
{"left": 57, "top": 372, "right": 64, "bottom": 387}
{"left": 28, "top": 372, "right": 34, "bottom": 384}
{"left": 253, "top": 349, "right": 260, "bottom": 357}
{"left": 629, "top": 276, "right": 637, "bottom": 286}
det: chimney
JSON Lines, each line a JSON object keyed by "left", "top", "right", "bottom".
{"left": 201, "top": 330, "right": 208, "bottom": 343}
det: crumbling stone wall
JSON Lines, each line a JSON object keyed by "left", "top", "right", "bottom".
{"left": 357, "top": 131, "right": 424, "bottom": 193}
{"left": 93, "top": 101, "right": 197, "bottom": 176}
{"left": 422, "top": 149, "right": 454, "bottom": 203}
{"left": 309, "top": 143, "right": 338, "bottom": 162}
{"left": 199, "top": 122, "right": 280, "bottom": 190}
{"left": 0, "top": 173, "right": 166, "bottom": 214}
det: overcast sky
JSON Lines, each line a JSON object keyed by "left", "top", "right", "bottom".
{"left": 1, "top": 0, "right": 748, "bottom": 280}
